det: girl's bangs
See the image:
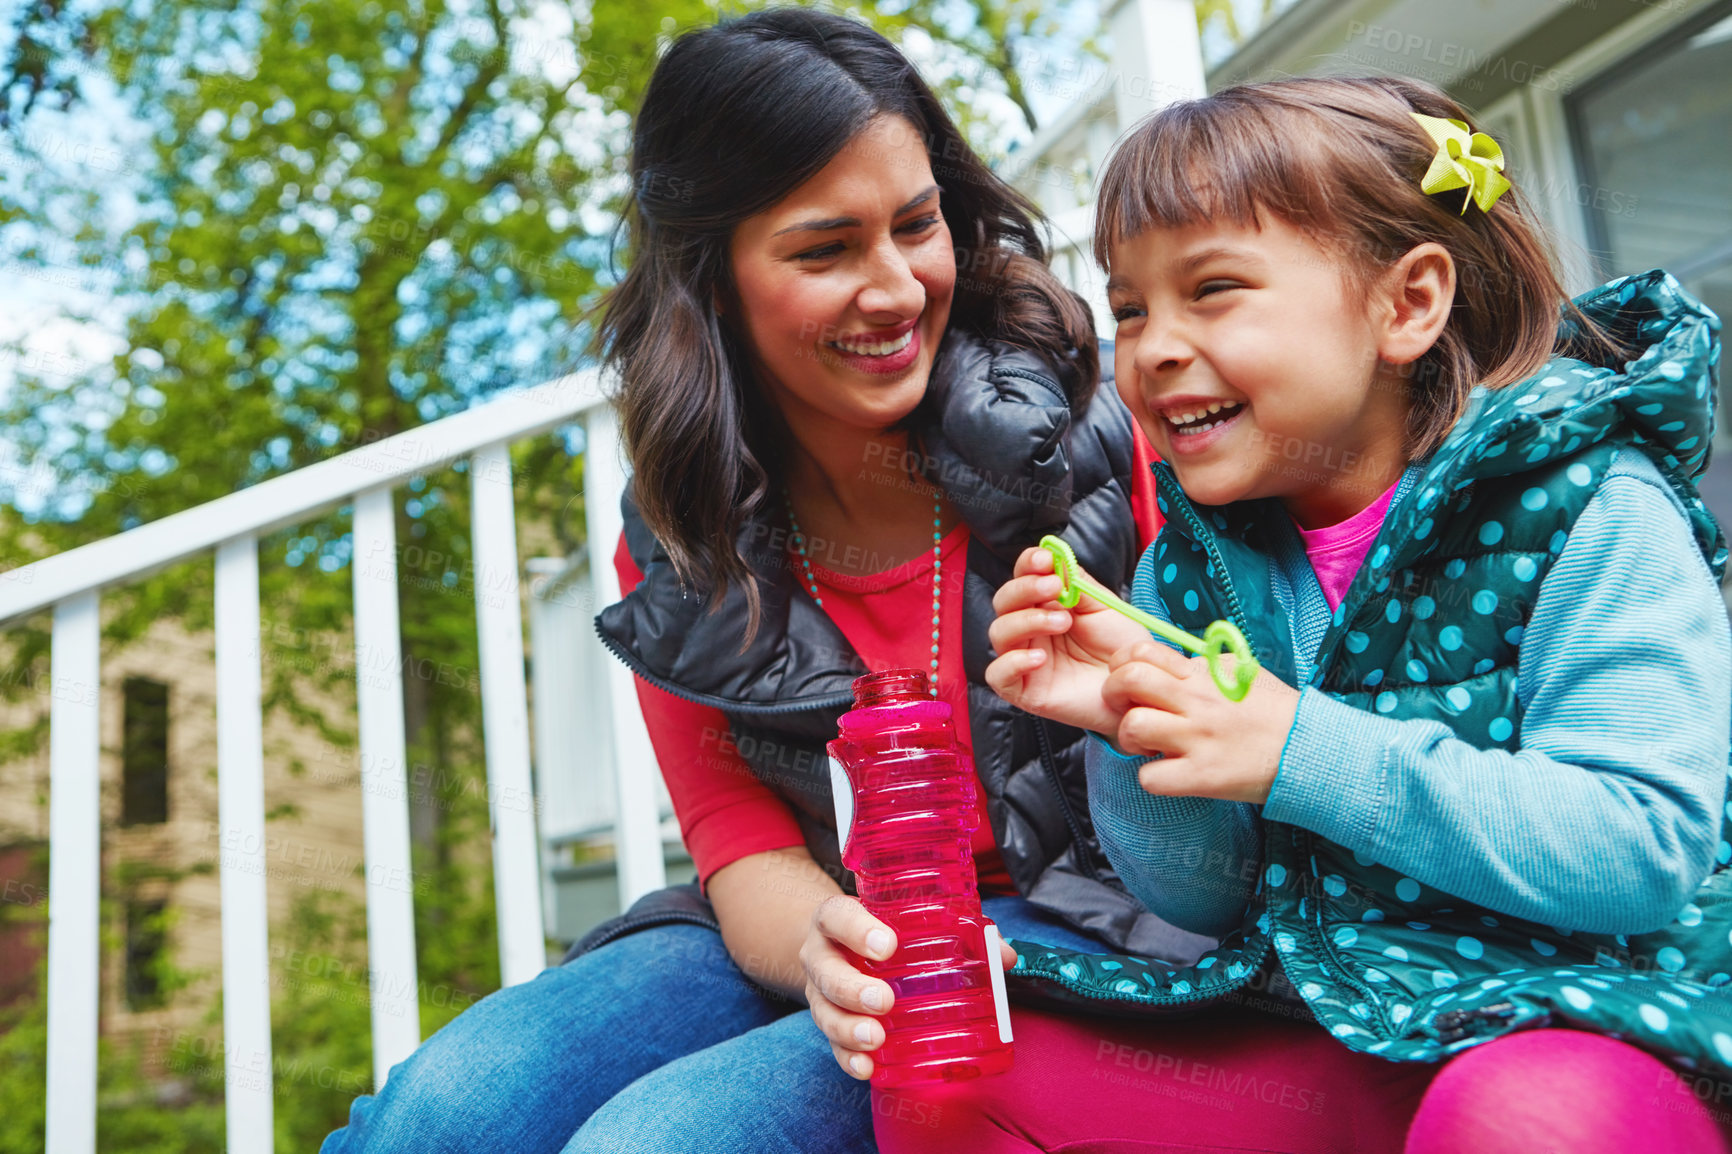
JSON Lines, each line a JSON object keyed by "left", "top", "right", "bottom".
{"left": 1092, "top": 101, "right": 1340, "bottom": 270}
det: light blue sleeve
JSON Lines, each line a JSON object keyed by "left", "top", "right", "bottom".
{"left": 1265, "top": 450, "right": 1732, "bottom": 935}
{"left": 1085, "top": 542, "right": 1264, "bottom": 938}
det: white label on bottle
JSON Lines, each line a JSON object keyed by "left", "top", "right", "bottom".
{"left": 984, "top": 922, "right": 1014, "bottom": 1044}
{"left": 828, "top": 755, "right": 855, "bottom": 859}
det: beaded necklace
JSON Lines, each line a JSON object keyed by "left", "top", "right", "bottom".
{"left": 783, "top": 490, "right": 945, "bottom": 698}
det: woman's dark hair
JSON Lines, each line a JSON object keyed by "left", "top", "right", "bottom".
{"left": 593, "top": 7, "right": 1095, "bottom": 635}
{"left": 1094, "top": 76, "right": 1626, "bottom": 458}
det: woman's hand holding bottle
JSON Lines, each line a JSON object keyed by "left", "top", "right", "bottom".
{"left": 802, "top": 896, "right": 1017, "bottom": 1080}
{"left": 986, "top": 546, "right": 1151, "bottom": 736}
{"left": 802, "top": 896, "right": 896, "bottom": 1081}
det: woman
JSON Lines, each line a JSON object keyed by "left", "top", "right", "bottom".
{"left": 322, "top": 9, "right": 1171, "bottom": 1152}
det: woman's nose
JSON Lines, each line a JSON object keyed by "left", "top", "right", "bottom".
{"left": 856, "top": 240, "right": 925, "bottom": 317}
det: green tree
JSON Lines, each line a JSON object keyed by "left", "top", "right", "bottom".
{"left": 890, "top": 0, "right": 1066, "bottom": 133}
{"left": 0, "top": 0, "right": 1087, "bottom": 1146}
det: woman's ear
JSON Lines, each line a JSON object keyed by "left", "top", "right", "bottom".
{"left": 1374, "top": 242, "right": 1455, "bottom": 366}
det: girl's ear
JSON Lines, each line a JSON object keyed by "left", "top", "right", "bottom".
{"left": 1375, "top": 242, "right": 1455, "bottom": 366}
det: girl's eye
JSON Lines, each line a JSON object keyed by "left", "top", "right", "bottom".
{"left": 1196, "top": 280, "right": 1240, "bottom": 298}
{"left": 1110, "top": 304, "right": 1144, "bottom": 323}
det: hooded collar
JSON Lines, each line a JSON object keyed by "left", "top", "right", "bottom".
{"left": 1379, "top": 269, "right": 1721, "bottom": 575}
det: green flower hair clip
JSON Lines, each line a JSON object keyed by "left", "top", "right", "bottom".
{"left": 1410, "top": 112, "right": 1511, "bottom": 214}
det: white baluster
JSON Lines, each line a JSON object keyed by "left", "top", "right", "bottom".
{"left": 351, "top": 488, "right": 422, "bottom": 1086}
{"left": 46, "top": 592, "right": 100, "bottom": 1154}
{"left": 470, "top": 443, "right": 547, "bottom": 986}
{"left": 215, "top": 536, "right": 273, "bottom": 1152}
{"left": 527, "top": 560, "right": 606, "bottom": 841}
{"left": 583, "top": 403, "right": 666, "bottom": 909}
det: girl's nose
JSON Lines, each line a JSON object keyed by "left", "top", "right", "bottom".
{"left": 1132, "top": 316, "right": 1194, "bottom": 379}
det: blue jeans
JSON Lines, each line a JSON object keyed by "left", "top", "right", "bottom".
{"left": 319, "top": 895, "right": 1103, "bottom": 1153}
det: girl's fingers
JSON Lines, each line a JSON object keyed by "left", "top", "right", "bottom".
{"left": 1118, "top": 704, "right": 1183, "bottom": 758}
{"left": 991, "top": 573, "right": 1065, "bottom": 615}
{"left": 804, "top": 934, "right": 890, "bottom": 1017}
{"left": 985, "top": 649, "right": 1044, "bottom": 701}
{"left": 1136, "top": 754, "right": 1193, "bottom": 796}
{"left": 803, "top": 899, "right": 894, "bottom": 1076}
{"left": 1102, "top": 659, "right": 1187, "bottom": 715}
{"left": 986, "top": 606, "right": 1069, "bottom": 652}
{"left": 1108, "top": 640, "right": 1194, "bottom": 676}
{"left": 1012, "top": 546, "right": 1057, "bottom": 578}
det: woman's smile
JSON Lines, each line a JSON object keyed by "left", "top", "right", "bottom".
{"left": 823, "top": 316, "right": 922, "bottom": 375}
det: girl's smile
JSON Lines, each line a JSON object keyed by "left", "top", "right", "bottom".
{"left": 1156, "top": 396, "right": 1248, "bottom": 456}
{"left": 1107, "top": 215, "right": 1436, "bottom": 528}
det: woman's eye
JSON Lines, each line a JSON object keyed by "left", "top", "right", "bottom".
{"left": 898, "top": 214, "right": 942, "bottom": 235}
{"left": 793, "top": 242, "right": 845, "bottom": 262}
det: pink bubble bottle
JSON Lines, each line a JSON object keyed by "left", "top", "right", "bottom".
{"left": 826, "top": 668, "right": 1014, "bottom": 1088}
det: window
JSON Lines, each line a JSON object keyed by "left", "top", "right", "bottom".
{"left": 1568, "top": 3, "right": 1732, "bottom": 533}
{"left": 123, "top": 899, "right": 167, "bottom": 1010}
{"left": 0, "top": 844, "right": 46, "bottom": 1009}
{"left": 121, "top": 677, "right": 169, "bottom": 826}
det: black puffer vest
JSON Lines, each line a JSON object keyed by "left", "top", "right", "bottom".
{"left": 573, "top": 330, "right": 1216, "bottom": 963}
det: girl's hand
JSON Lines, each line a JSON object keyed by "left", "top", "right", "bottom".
{"left": 986, "top": 546, "right": 1151, "bottom": 735}
{"left": 801, "top": 895, "right": 1016, "bottom": 1081}
{"left": 1101, "top": 641, "right": 1302, "bottom": 804}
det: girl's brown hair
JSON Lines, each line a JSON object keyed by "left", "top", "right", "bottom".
{"left": 1094, "top": 76, "right": 1623, "bottom": 458}
{"left": 594, "top": 8, "right": 1096, "bottom": 637}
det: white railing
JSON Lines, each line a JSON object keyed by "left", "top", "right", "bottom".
{"left": 4, "top": 371, "right": 666, "bottom": 1154}
{"left": 525, "top": 548, "right": 669, "bottom": 934}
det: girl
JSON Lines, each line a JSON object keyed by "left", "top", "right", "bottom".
{"left": 868, "top": 77, "right": 1732, "bottom": 1152}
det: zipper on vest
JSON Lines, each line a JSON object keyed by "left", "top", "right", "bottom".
{"left": 1428, "top": 1002, "right": 1526, "bottom": 1045}
{"left": 1292, "top": 827, "right": 1407, "bottom": 1036}
{"left": 593, "top": 619, "right": 856, "bottom": 717}
{"left": 1160, "top": 481, "right": 1261, "bottom": 662}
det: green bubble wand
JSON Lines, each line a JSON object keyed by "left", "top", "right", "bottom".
{"left": 1037, "top": 534, "right": 1260, "bottom": 702}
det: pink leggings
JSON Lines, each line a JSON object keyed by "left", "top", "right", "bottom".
{"left": 872, "top": 1005, "right": 1732, "bottom": 1153}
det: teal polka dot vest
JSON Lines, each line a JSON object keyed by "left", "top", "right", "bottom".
{"left": 1006, "top": 271, "right": 1732, "bottom": 1077}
